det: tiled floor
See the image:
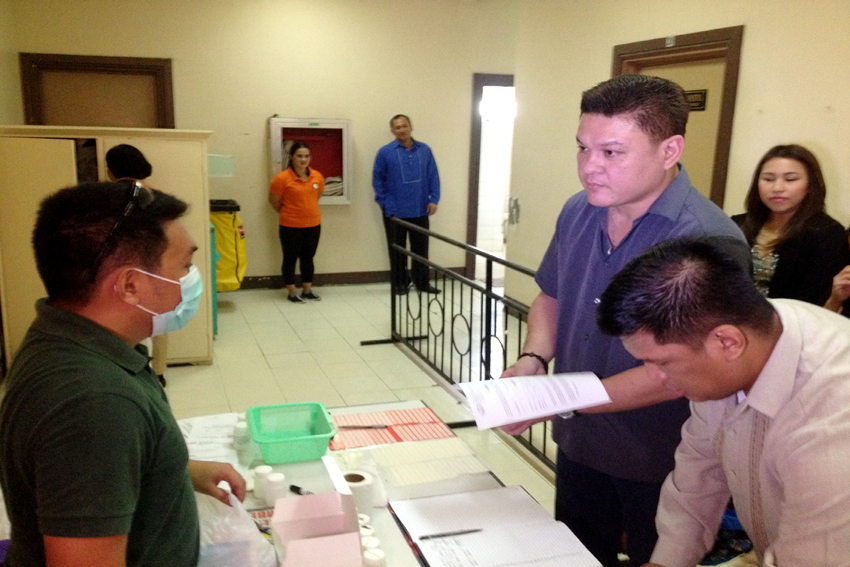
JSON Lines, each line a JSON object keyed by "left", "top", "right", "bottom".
{"left": 166, "top": 284, "right": 556, "bottom": 513}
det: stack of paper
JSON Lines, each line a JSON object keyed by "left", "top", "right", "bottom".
{"left": 360, "top": 437, "right": 489, "bottom": 487}
{"left": 179, "top": 413, "right": 251, "bottom": 480}
{"left": 459, "top": 373, "right": 610, "bottom": 429}
{"left": 389, "top": 485, "right": 601, "bottom": 567}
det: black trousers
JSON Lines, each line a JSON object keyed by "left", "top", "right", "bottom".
{"left": 382, "top": 213, "right": 430, "bottom": 289}
{"left": 278, "top": 224, "right": 321, "bottom": 285}
{"left": 556, "top": 453, "right": 662, "bottom": 567}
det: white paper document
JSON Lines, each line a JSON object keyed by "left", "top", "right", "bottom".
{"left": 390, "top": 486, "right": 551, "bottom": 539}
{"left": 178, "top": 413, "right": 251, "bottom": 481}
{"left": 418, "top": 522, "right": 601, "bottom": 567}
{"left": 389, "top": 486, "right": 601, "bottom": 567}
{"left": 458, "top": 373, "right": 610, "bottom": 429}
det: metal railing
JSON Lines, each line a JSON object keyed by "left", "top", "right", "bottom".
{"left": 361, "top": 217, "right": 558, "bottom": 470}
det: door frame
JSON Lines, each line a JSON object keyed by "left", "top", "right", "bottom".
{"left": 465, "top": 73, "right": 514, "bottom": 278}
{"left": 612, "top": 25, "right": 744, "bottom": 207}
{"left": 19, "top": 53, "right": 175, "bottom": 128}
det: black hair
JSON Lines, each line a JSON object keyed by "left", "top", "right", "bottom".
{"left": 739, "top": 144, "right": 827, "bottom": 248}
{"left": 32, "top": 181, "right": 188, "bottom": 305}
{"left": 288, "top": 142, "right": 311, "bottom": 176}
{"left": 580, "top": 74, "right": 689, "bottom": 143}
{"left": 105, "top": 144, "right": 152, "bottom": 180}
{"left": 598, "top": 237, "right": 772, "bottom": 347}
{"left": 389, "top": 114, "right": 412, "bottom": 128}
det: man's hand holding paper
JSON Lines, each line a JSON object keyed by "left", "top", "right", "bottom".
{"left": 459, "top": 373, "right": 611, "bottom": 431}
{"left": 498, "top": 355, "right": 552, "bottom": 435}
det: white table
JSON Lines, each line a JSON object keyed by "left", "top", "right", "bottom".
{"left": 181, "top": 401, "right": 505, "bottom": 566}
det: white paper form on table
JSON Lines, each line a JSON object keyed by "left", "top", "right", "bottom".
{"left": 389, "top": 486, "right": 601, "bottom": 567}
{"left": 418, "top": 522, "right": 601, "bottom": 567}
{"left": 458, "top": 373, "right": 610, "bottom": 429}
{"left": 179, "top": 413, "right": 252, "bottom": 485}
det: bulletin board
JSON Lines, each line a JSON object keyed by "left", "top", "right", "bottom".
{"left": 269, "top": 118, "right": 351, "bottom": 205}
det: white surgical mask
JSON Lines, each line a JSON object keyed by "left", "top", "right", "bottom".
{"left": 134, "top": 265, "right": 203, "bottom": 336}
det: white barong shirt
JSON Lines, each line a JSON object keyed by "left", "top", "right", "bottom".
{"left": 652, "top": 299, "right": 850, "bottom": 567}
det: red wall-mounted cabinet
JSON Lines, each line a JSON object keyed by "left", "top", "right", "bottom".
{"left": 270, "top": 118, "right": 351, "bottom": 205}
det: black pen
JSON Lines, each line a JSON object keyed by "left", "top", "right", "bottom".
{"left": 419, "top": 528, "right": 482, "bottom": 541}
{"left": 339, "top": 424, "right": 389, "bottom": 429}
{"left": 289, "top": 484, "right": 314, "bottom": 495}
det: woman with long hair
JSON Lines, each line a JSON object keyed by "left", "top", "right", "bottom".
{"left": 269, "top": 142, "right": 325, "bottom": 303}
{"left": 733, "top": 144, "right": 849, "bottom": 305}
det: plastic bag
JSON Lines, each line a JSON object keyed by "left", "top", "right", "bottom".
{"left": 196, "top": 492, "right": 278, "bottom": 567}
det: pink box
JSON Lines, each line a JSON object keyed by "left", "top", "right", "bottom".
{"left": 282, "top": 531, "right": 362, "bottom": 567}
{"left": 271, "top": 491, "right": 358, "bottom": 544}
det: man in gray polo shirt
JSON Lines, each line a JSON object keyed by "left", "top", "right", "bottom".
{"left": 501, "top": 75, "right": 744, "bottom": 567}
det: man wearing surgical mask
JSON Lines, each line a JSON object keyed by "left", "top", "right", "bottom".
{"left": 0, "top": 181, "right": 246, "bottom": 567}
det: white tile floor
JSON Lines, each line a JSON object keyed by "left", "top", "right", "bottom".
{"left": 166, "top": 284, "right": 556, "bottom": 513}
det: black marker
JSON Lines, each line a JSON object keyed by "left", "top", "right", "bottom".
{"left": 419, "top": 528, "right": 482, "bottom": 541}
{"left": 289, "top": 484, "right": 313, "bottom": 495}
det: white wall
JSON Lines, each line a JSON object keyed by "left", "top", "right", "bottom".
{"left": 3, "top": 0, "right": 518, "bottom": 278}
{"left": 506, "top": 0, "right": 850, "bottom": 304}
{"left": 5, "top": 0, "right": 849, "bottom": 297}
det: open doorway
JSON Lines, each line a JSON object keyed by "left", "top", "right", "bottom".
{"left": 475, "top": 86, "right": 516, "bottom": 283}
{"left": 465, "top": 73, "right": 515, "bottom": 281}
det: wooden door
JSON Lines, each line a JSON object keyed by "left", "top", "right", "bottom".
{"left": 20, "top": 53, "right": 174, "bottom": 128}
{"left": 642, "top": 60, "right": 726, "bottom": 201}
{"left": 613, "top": 26, "right": 744, "bottom": 207}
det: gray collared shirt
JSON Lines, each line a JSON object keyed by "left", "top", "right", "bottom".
{"left": 536, "top": 165, "right": 745, "bottom": 482}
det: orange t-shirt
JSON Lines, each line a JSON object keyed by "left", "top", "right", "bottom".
{"left": 270, "top": 168, "right": 325, "bottom": 228}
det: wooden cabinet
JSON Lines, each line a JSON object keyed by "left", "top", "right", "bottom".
{"left": 0, "top": 126, "right": 214, "bottom": 368}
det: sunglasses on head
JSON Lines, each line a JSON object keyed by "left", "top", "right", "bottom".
{"left": 89, "top": 179, "right": 156, "bottom": 283}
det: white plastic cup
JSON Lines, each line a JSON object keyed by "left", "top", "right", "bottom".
{"left": 233, "top": 422, "right": 253, "bottom": 466}
{"left": 361, "top": 535, "right": 381, "bottom": 551}
{"left": 264, "top": 472, "right": 287, "bottom": 507}
{"left": 233, "top": 422, "right": 249, "bottom": 442}
{"left": 252, "top": 465, "right": 273, "bottom": 501}
{"left": 363, "top": 548, "right": 386, "bottom": 567}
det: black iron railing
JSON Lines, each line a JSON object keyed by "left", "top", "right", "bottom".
{"left": 362, "top": 217, "right": 558, "bottom": 470}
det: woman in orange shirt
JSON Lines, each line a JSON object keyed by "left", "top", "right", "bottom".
{"left": 269, "top": 142, "right": 325, "bottom": 303}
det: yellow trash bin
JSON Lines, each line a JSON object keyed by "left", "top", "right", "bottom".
{"left": 210, "top": 200, "right": 247, "bottom": 292}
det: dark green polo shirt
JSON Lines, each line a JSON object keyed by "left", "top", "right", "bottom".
{"left": 0, "top": 299, "right": 199, "bottom": 567}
